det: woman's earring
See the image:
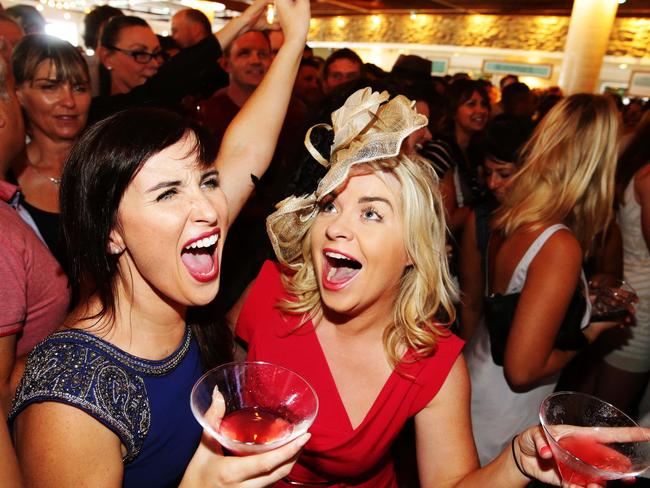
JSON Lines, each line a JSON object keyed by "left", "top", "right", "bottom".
{"left": 108, "top": 243, "right": 122, "bottom": 255}
{"left": 106, "top": 66, "right": 113, "bottom": 71}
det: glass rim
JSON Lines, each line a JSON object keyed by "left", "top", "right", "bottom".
{"left": 540, "top": 391, "right": 639, "bottom": 427}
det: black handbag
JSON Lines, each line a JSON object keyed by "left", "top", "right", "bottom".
{"left": 483, "top": 288, "right": 589, "bottom": 366}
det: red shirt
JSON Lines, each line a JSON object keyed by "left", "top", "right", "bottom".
{"left": 0, "top": 182, "right": 69, "bottom": 356}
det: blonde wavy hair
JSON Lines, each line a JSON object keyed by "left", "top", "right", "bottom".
{"left": 277, "top": 155, "right": 458, "bottom": 367}
{"left": 493, "top": 94, "right": 619, "bottom": 255}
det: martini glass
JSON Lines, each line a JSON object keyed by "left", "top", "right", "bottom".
{"left": 540, "top": 391, "right": 650, "bottom": 486}
{"left": 191, "top": 361, "right": 318, "bottom": 455}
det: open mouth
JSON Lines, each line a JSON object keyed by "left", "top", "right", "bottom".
{"left": 322, "top": 250, "right": 362, "bottom": 290}
{"left": 181, "top": 230, "right": 220, "bottom": 283}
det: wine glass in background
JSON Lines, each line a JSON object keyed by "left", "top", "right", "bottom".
{"left": 191, "top": 361, "right": 318, "bottom": 455}
{"left": 590, "top": 278, "right": 637, "bottom": 322}
{"left": 540, "top": 391, "right": 650, "bottom": 486}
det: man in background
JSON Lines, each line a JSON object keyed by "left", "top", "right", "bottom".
{"left": 321, "top": 48, "right": 363, "bottom": 94}
{"left": 171, "top": 8, "right": 212, "bottom": 49}
{"left": 200, "top": 30, "right": 273, "bottom": 137}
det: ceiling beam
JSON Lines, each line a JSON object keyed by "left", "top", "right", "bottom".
{"left": 422, "top": 0, "right": 474, "bottom": 14}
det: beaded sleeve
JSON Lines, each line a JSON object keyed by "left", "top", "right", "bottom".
{"left": 9, "top": 329, "right": 191, "bottom": 462}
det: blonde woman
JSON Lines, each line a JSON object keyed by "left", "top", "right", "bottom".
{"left": 466, "top": 94, "right": 625, "bottom": 465}
{"left": 231, "top": 89, "right": 604, "bottom": 487}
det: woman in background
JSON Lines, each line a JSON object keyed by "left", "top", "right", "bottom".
{"left": 98, "top": 15, "right": 164, "bottom": 96}
{"left": 11, "top": 34, "right": 90, "bottom": 266}
{"left": 596, "top": 112, "right": 650, "bottom": 414}
{"left": 466, "top": 94, "right": 624, "bottom": 465}
{"left": 420, "top": 79, "right": 490, "bottom": 233}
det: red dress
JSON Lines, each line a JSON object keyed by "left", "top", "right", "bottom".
{"left": 236, "top": 261, "right": 464, "bottom": 487}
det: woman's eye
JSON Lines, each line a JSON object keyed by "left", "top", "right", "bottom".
{"left": 73, "top": 84, "right": 89, "bottom": 93}
{"left": 362, "top": 207, "right": 382, "bottom": 221}
{"left": 40, "top": 84, "right": 56, "bottom": 91}
{"left": 320, "top": 201, "right": 336, "bottom": 213}
{"left": 156, "top": 189, "right": 177, "bottom": 201}
{"left": 201, "top": 177, "right": 219, "bottom": 189}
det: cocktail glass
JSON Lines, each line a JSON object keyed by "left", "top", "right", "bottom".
{"left": 590, "top": 279, "right": 637, "bottom": 322}
{"left": 191, "top": 361, "right": 318, "bottom": 455}
{"left": 540, "top": 391, "right": 650, "bottom": 486}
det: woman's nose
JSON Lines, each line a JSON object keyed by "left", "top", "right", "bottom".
{"left": 324, "top": 214, "right": 352, "bottom": 240}
{"left": 58, "top": 86, "right": 75, "bottom": 107}
{"left": 487, "top": 173, "right": 500, "bottom": 189}
{"left": 191, "top": 193, "right": 219, "bottom": 224}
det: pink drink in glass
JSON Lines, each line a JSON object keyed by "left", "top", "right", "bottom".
{"left": 540, "top": 392, "right": 650, "bottom": 486}
{"left": 191, "top": 361, "right": 318, "bottom": 455}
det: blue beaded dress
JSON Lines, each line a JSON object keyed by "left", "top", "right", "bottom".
{"left": 10, "top": 326, "right": 203, "bottom": 488}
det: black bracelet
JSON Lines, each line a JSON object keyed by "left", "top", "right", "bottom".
{"left": 511, "top": 435, "right": 535, "bottom": 480}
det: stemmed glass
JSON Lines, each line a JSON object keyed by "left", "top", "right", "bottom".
{"left": 540, "top": 391, "right": 650, "bottom": 486}
{"left": 590, "top": 278, "right": 637, "bottom": 322}
{"left": 191, "top": 361, "right": 318, "bottom": 455}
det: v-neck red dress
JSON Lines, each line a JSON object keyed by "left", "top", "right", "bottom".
{"left": 236, "top": 261, "right": 464, "bottom": 487}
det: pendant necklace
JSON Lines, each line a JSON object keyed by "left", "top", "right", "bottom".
{"left": 29, "top": 164, "right": 62, "bottom": 185}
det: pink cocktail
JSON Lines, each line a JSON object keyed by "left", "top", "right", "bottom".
{"left": 191, "top": 361, "right": 318, "bottom": 455}
{"left": 540, "top": 392, "right": 650, "bottom": 486}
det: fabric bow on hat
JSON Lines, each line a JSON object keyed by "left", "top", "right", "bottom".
{"left": 266, "top": 87, "right": 428, "bottom": 269}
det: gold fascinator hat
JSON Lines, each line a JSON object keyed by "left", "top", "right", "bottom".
{"left": 266, "top": 87, "right": 428, "bottom": 270}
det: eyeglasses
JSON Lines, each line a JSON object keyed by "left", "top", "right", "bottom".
{"left": 106, "top": 45, "right": 166, "bottom": 64}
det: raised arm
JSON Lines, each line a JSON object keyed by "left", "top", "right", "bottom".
{"left": 215, "top": 0, "right": 271, "bottom": 50}
{"left": 216, "top": 0, "right": 310, "bottom": 222}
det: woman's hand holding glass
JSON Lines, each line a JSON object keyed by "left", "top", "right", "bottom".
{"left": 584, "top": 278, "right": 638, "bottom": 343}
{"left": 515, "top": 425, "right": 650, "bottom": 487}
{"left": 180, "top": 388, "right": 310, "bottom": 488}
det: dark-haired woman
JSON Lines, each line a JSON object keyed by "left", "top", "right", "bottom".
{"left": 86, "top": 0, "right": 240, "bottom": 124}
{"left": 9, "top": 1, "right": 311, "bottom": 486}
{"left": 10, "top": 34, "right": 90, "bottom": 266}
{"left": 420, "top": 79, "right": 489, "bottom": 233}
{"left": 98, "top": 16, "right": 164, "bottom": 96}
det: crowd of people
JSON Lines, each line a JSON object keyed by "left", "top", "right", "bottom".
{"left": 1, "top": 0, "right": 650, "bottom": 486}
